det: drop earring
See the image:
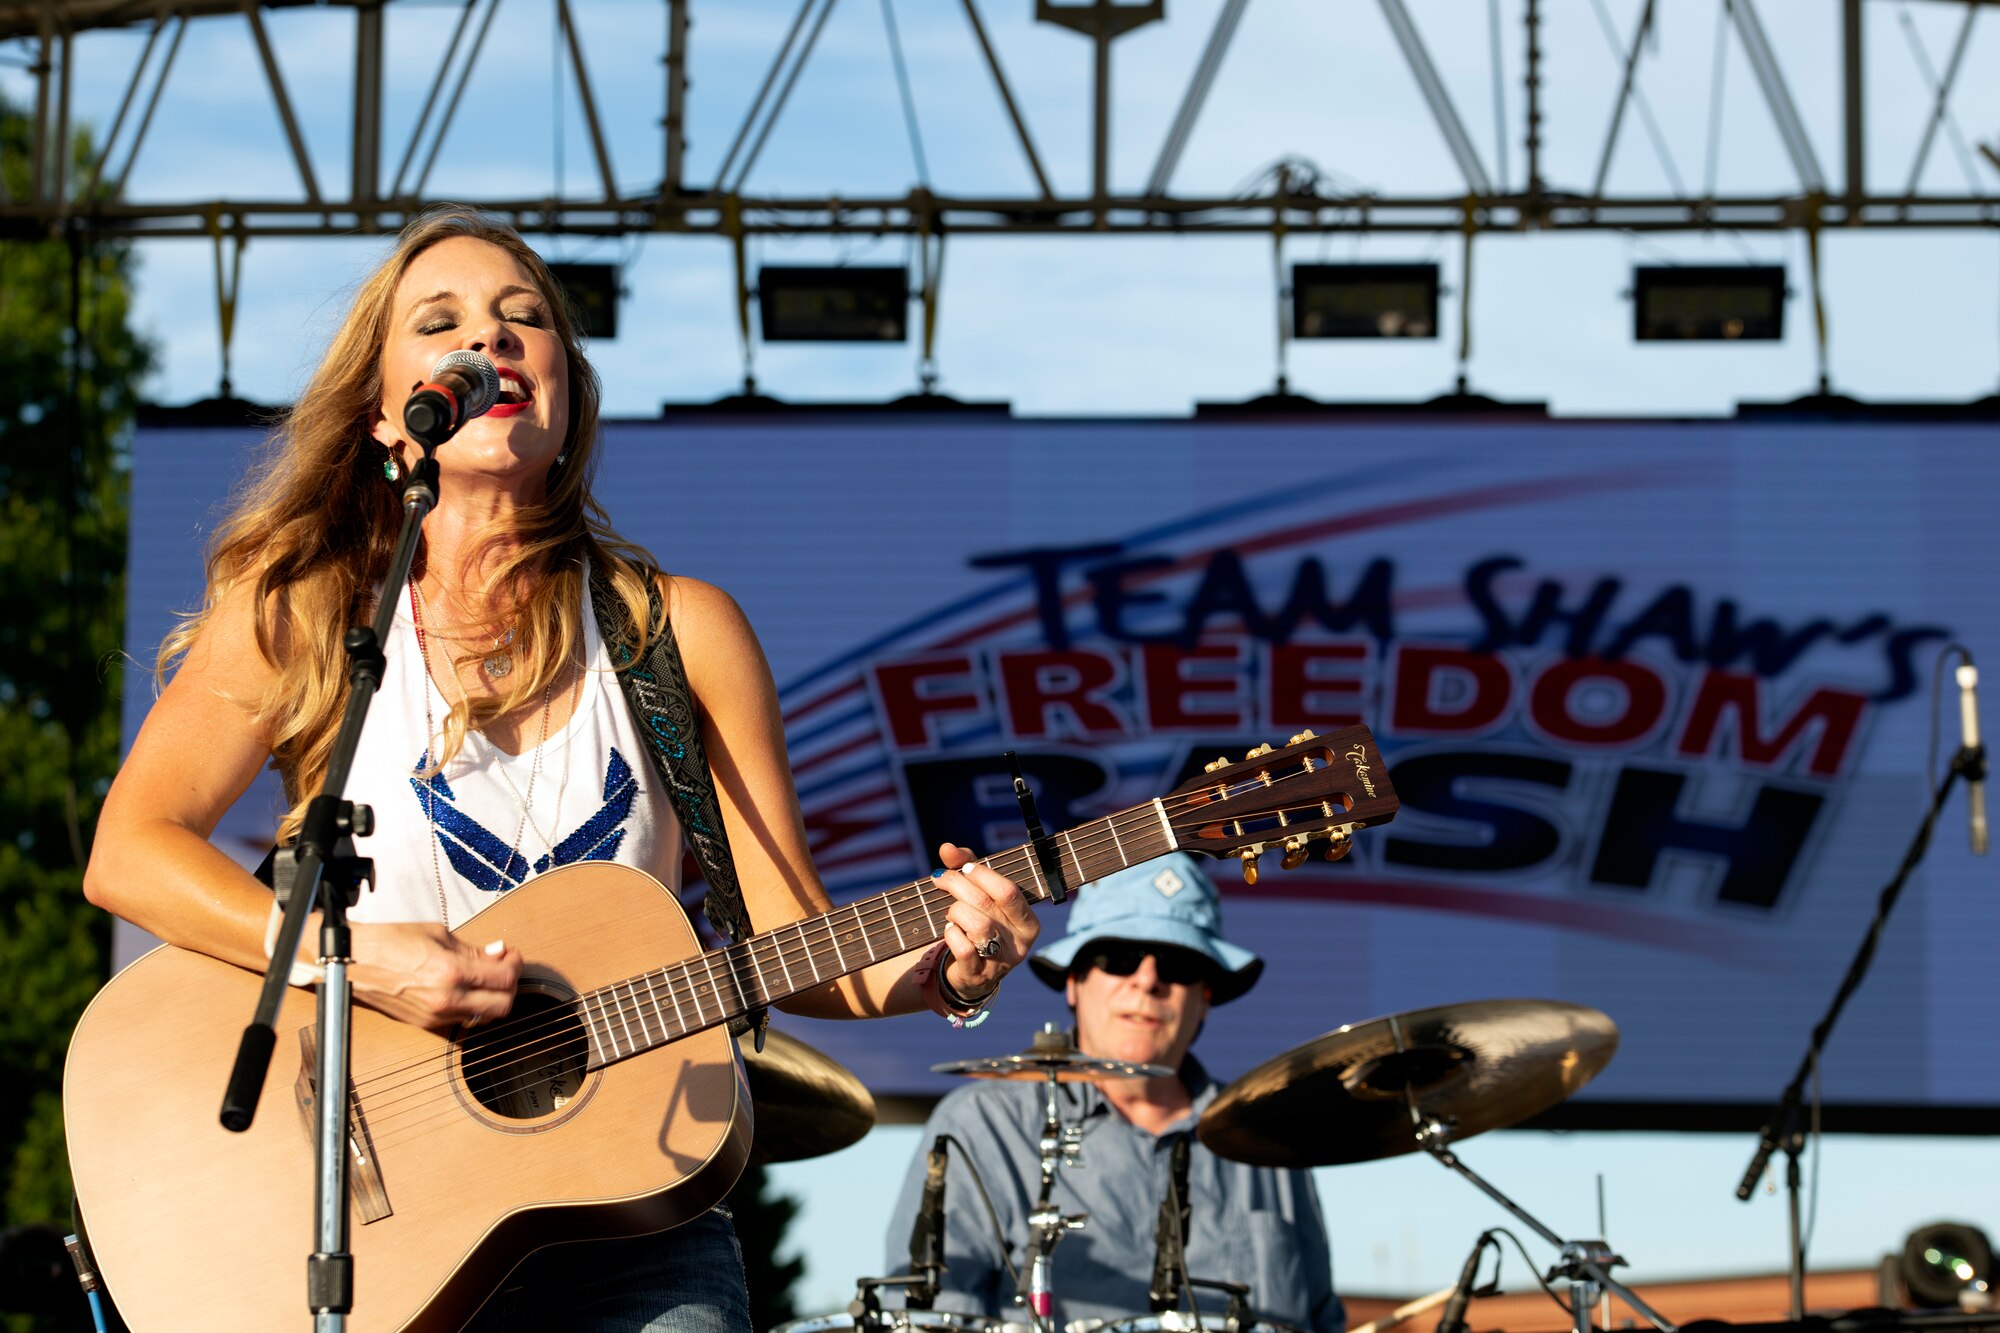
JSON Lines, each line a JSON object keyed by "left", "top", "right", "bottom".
{"left": 383, "top": 450, "right": 403, "bottom": 482}
{"left": 555, "top": 450, "right": 568, "bottom": 466}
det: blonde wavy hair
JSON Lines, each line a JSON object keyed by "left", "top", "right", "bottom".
{"left": 159, "top": 207, "right": 661, "bottom": 839}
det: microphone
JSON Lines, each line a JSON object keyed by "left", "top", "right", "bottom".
{"left": 1958, "top": 658, "right": 1989, "bottom": 856}
{"left": 1435, "top": 1233, "right": 1489, "bottom": 1333}
{"left": 403, "top": 350, "right": 500, "bottom": 449}
{"left": 1149, "top": 1135, "right": 1193, "bottom": 1313}
{"left": 906, "top": 1136, "right": 948, "bottom": 1310}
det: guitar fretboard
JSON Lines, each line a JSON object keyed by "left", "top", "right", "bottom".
{"left": 575, "top": 799, "right": 1178, "bottom": 1068}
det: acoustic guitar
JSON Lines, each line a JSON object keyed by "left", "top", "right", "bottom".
{"left": 64, "top": 726, "right": 1398, "bottom": 1332}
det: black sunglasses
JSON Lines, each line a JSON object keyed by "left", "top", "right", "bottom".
{"left": 1080, "top": 942, "right": 1215, "bottom": 987}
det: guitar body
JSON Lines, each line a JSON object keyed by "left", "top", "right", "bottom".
{"left": 65, "top": 863, "right": 752, "bottom": 1333}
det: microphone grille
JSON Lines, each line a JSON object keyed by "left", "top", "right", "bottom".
{"left": 430, "top": 350, "right": 501, "bottom": 418}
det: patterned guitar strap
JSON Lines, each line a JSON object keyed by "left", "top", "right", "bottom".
{"left": 589, "top": 570, "right": 770, "bottom": 1049}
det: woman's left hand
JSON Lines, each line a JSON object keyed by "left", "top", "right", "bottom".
{"left": 934, "top": 841, "right": 1041, "bottom": 1000}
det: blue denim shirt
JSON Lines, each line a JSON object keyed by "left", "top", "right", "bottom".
{"left": 884, "top": 1059, "right": 1343, "bottom": 1333}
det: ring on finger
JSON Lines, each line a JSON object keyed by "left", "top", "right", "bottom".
{"left": 977, "top": 935, "right": 1002, "bottom": 959}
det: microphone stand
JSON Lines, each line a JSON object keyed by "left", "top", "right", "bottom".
{"left": 217, "top": 447, "right": 442, "bottom": 1331}
{"left": 1733, "top": 738, "right": 1985, "bottom": 1321}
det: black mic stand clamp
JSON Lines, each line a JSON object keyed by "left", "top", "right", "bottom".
{"left": 1545, "top": 1241, "right": 1628, "bottom": 1333}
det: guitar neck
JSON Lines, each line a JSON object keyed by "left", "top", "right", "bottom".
{"left": 575, "top": 799, "right": 1178, "bottom": 1069}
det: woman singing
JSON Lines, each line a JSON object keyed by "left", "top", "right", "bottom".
{"left": 83, "top": 207, "right": 1040, "bottom": 1331}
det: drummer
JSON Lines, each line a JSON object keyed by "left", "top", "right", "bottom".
{"left": 884, "top": 853, "right": 1342, "bottom": 1333}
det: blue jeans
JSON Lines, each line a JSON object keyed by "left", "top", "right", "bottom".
{"left": 462, "top": 1206, "right": 751, "bottom": 1333}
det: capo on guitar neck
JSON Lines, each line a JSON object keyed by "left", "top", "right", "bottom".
{"left": 1005, "top": 752, "right": 1070, "bottom": 904}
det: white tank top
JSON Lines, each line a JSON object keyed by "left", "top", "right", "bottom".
{"left": 346, "top": 573, "right": 681, "bottom": 929}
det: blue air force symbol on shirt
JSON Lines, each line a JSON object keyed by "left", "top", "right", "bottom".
{"left": 410, "top": 746, "right": 639, "bottom": 893}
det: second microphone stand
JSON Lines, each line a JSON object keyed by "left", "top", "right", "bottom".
{"left": 1733, "top": 731, "right": 1986, "bottom": 1320}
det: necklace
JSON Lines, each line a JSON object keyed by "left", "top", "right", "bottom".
{"left": 420, "top": 575, "right": 518, "bottom": 677}
{"left": 409, "top": 581, "right": 553, "bottom": 925}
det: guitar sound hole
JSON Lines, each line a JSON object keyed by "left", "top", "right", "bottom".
{"left": 460, "top": 991, "right": 589, "bottom": 1121}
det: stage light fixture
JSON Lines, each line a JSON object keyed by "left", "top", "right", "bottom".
{"left": 1290, "top": 263, "right": 1439, "bottom": 339}
{"left": 757, "top": 266, "right": 909, "bottom": 342}
{"left": 1900, "top": 1222, "right": 1993, "bottom": 1310}
{"left": 546, "top": 263, "right": 621, "bottom": 340}
{"left": 1632, "top": 265, "right": 1786, "bottom": 341}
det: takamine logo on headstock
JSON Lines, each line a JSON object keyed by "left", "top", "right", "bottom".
{"left": 1167, "top": 723, "right": 1400, "bottom": 885}
{"left": 1344, "top": 745, "right": 1379, "bottom": 798}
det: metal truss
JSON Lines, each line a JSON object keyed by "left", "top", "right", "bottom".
{"left": 0, "top": 0, "right": 1995, "bottom": 243}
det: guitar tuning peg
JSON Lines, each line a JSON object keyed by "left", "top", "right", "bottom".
{"left": 1244, "top": 742, "right": 1274, "bottom": 761}
{"left": 1203, "top": 756, "right": 1231, "bottom": 774}
{"left": 1238, "top": 847, "right": 1261, "bottom": 886}
{"left": 1280, "top": 836, "right": 1311, "bottom": 871}
{"left": 1287, "top": 729, "right": 1318, "bottom": 746}
{"left": 1322, "top": 830, "right": 1354, "bottom": 863}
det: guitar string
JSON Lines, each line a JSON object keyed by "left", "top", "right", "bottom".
{"left": 344, "top": 799, "right": 1163, "bottom": 1097}
{"left": 342, "top": 751, "right": 1367, "bottom": 1099}
{"left": 344, "top": 794, "right": 1198, "bottom": 1109}
{"left": 344, "top": 769, "right": 1360, "bottom": 1133}
{"left": 350, "top": 776, "right": 1361, "bottom": 1141}
{"left": 357, "top": 796, "right": 1354, "bottom": 1151}
{"left": 348, "top": 773, "right": 1357, "bottom": 1135}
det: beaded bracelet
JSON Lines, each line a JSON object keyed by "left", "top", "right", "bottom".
{"left": 915, "top": 941, "right": 997, "bottom": 1029}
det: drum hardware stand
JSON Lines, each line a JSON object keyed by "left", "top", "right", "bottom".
{"left": 217, "top": 441, "right": 444, "bottom": 1332}
{"left": 1184, "top": 1277, "right": 1254, "bottom": 1333}
{"left": 1019, "top": 1023, "right": 1089, "bottom": 1325}
{"left": 1007, "top": 752, "right": 1071, "bottom": 903}
{"left": 1733, "top": 682, "right": 1987, "bottom": 1322}
{"left": 1408, "top": 1113, "right": 1676, "bottom": 1333}
{"left": 844, "top": 1275, "right": 942, "bottom": 1327}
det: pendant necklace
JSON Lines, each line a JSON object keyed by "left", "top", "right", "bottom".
{"left": 410, "top": 582, "right": 553, "bottom": 924}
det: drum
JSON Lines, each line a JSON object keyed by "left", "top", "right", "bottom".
{"left": 775, "top": 1310, "right": 1039, "bottom": 1333}
{"left": 1070, "top": 1313, "right": 1307, "bottom": 1333}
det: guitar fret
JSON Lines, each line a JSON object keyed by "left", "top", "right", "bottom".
{"left": 666, "top": 969, "right": 688, "bottom": 1032}
{"left": 775, "top": 929, "right": 797, "bottom": 992}
{"left": 1062, "top": 830, "right": 1084, "bottom": 886}
{"left": 1152, "top": 797, "right": 1177, "bottom": 850}
{"left": 1021, "top": 849, "right": 1048, "bottom": 899}
{"left": 634, "top": 977, "right": 659, "bottom": 1045}
{"left": 735, "top": 944, "right": 765, "bottom": 1011}
{"left": 589, "top": 992, "right": 619, "bottom": 1061}
{"left": 919, "top": 888, "right": 938, "bottom": 936}
{"left": 685, "top": 962, "right": 707, "bottom": 1029}
{"left": 827, "top": 914, "right": 848, "bottom": 973}
{"left": 889, "top": 895, "right": 907, "bottom": 952}
{"left": 1108, "top": 818, "right": 1126, "bottom": 867}
{"left": 642, "top": 972, "right": 671, "bottom": 1042}
{"left": 616, "top": 981, "right": 638, "bottom": 1049}
{"left": 701, "top": 951, "right": 727, "bottom": 1024}
{"left": 803, "top": 924, "right": 821, "bottom": 983}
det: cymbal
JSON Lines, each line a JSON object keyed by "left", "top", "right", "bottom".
{"left": 741, "top": 1027, "right": 877, "bottom": 1163}
{"left": 933, "top": 1024, "right": 1173, "bottom": 1084}
{"left": 1197, "top": 999, "right": 1618, "bottom": 1168}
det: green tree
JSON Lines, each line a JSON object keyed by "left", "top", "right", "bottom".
{"left": 727, "top": 1162, "right": 808, "bottom": 1332}
{"left": 0, "top": 98, "right": 153, "bottom": 1333}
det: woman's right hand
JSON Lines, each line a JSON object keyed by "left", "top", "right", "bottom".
{"left": 347, "top": 922, "right": 523, "bottom": 1031}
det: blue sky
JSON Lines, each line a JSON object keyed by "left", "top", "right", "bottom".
{"left": 6, "top": 0, "right": 1999, "bottom": 415}
{"left": 15, "top": 0, "right": 2000, "bottom": 1309}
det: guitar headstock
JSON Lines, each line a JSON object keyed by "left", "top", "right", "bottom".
{"left": 1164, "top": 724, "right": 1399, "bottom": 883}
